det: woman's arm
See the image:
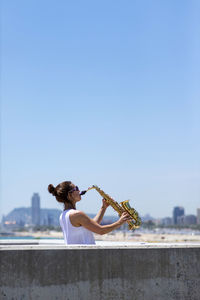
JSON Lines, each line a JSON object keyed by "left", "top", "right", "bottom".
{"left": 93, "top": 199, "right": 109, "bottom": 224}
{"left": 71, "top": 210, "right": 132, "bottom": 235}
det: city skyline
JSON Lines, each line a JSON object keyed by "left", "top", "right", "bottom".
{"left": 2, "top": 201, "right": 200, "bottom": 231}
{"left": 1, "top": 1, "right": 200, "bottom": 219}
{"left": 1, "top": 192, "right": 200, "bottom": 225}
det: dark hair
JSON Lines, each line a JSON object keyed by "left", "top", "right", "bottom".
{"left": 48, "top": 181, "right": 73, "bottom": 204}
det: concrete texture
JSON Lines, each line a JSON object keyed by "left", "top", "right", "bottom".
{"left": 0, "top": 245, "right": 200, "bottom": 300}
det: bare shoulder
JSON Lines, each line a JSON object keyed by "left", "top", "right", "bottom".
{"left": 69, "top": 210, "right": 89, "bottom": 226}
{"left": 70, "top": 210, "right": 87, "bottom": 217}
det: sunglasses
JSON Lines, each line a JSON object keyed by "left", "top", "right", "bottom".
{"left": 69, "top": 186, "right": 79, "bottom": 193}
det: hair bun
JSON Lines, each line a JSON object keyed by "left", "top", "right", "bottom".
{"left": 48, "top": 184, "right": 57, "bottom": 196}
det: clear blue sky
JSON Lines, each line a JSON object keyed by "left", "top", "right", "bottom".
{"left": 1, "top": 0, "right": 200, "bottom": 220}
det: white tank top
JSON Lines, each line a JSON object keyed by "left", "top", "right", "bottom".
{"left": 59, "top": 209, "right": 95, "bottom": 245}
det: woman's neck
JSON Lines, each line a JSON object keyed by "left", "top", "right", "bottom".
{"left": 64, "top": 202, "right": 76, "bottom": 210}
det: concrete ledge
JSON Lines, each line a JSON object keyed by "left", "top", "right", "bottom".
{"left": 0, "top": 246, "right": 200, "bottom": 300}
{"left": 1, "top": 240, "right": 200, "bottom": 250}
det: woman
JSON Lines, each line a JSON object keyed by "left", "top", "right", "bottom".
{"left": 48, "top": 181, "right": 131, "bottom": 245}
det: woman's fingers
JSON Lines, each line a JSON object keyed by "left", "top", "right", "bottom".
{"left": 102, "top": 198, "right": 110, "bottom": 208}
{"left": 120, "top": 212, "right": 132, "bottom": 223}
{"left": 122, "top": 212, "right": 130, "bottom": 218}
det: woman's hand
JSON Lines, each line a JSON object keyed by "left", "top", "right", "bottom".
{"left": 118, "top": 212, "right": 132, "bottom": 225}
{"left": 102, "top": 198, "right": 110, "bottom": 209}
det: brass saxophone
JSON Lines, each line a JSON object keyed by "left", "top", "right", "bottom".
{"left": 80, "top": 185, "right": 141, "bottom": 230}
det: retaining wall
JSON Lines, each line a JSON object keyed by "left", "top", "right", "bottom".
{"left": 0, "top": 245, "right": 200, "bottom": 300}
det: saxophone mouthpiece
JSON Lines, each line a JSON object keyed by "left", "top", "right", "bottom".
{"left": 80, "top": 186, "right": 95, "bottom": 196}
{"left": 80, "top": 190, "right": 87, "bottom": 196}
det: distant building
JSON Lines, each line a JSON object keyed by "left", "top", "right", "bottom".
{"left": 47, "top": 214, "right": 54, "bottom": 226}
{"left": 40, "top": 209, "right": 61, "bottom": 226}
{"left": 173, "top": 207, "right": 184, "bottom": 225}
{"left": 2, "top": 208, "right": 31, "bottom": 228}
{"left": 184, "top": 215, "right": 197, "bottom": 225}
{"left": 176, "top": 214, "right": 197, "bottom": 226}
{"left": 161, "top": 217, "right": 172, "bottom": 226}
{"left": 2, "top": 207, "right": 61, "bottom": 228}
{"left": 177, "top": 215, "right": 185, "bottom": 225}
{"left": 31, "top": 193, "right": 40, "bottom": 226}
{"left": 197, "top": 209, "right": 200, "bottom": 225}
{"left": 141, "top": 214, "right": 154, "bottom": 222}
{"left": 154, "top": 219, "right": 162, "bottom": 226}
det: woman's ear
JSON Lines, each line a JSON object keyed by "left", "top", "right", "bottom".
{"left": 67, "top": 192, "right": 72, "bottom": 202}
{"left": 67, "top": 192, "right": 70, "bottom": 200}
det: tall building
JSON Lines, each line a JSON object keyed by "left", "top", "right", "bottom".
{"left": 197, "top": 208, "right": 200, "bottom": 225}
{"left": 173, "top": 206, "right": 184, "bottom": 225}
{"left": 31, "top": 193, "right": 40, "bottom": 226}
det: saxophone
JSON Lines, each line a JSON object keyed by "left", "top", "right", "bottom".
{"left": 80, "top": 185, "right": 141, "bottom": 230}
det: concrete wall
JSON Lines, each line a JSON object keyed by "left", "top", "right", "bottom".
{"left": 0, "top": 246, "right": 200, "bottom": 300}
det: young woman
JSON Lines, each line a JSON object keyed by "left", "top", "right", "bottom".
{"left": 48, "top": 181, "right": 132, "bottom": 245}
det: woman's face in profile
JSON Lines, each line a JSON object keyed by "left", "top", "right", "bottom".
{"left": 69, "top": 184, "right": 81, "bottom": 202}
